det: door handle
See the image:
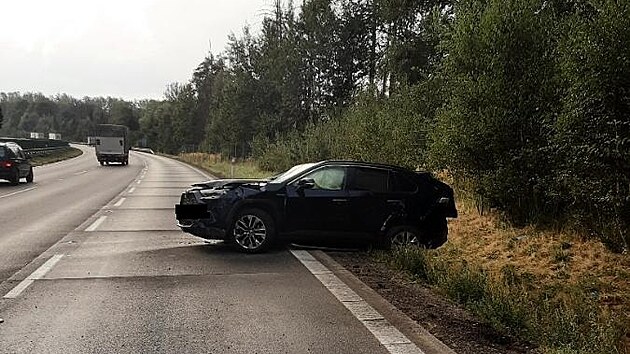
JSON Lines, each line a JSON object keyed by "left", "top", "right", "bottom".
{"left": 332, "top": 198, "right": 348, "bottom": 203}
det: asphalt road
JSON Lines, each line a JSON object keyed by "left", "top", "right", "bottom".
{"left": 0, "top": 148, "right": 406, "bottom": 353}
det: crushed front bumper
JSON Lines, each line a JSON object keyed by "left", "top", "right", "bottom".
{"left": 175, "top": 204, "right": 226, "bottom": 240}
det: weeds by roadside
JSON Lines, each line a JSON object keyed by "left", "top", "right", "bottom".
{"left": 382, "top": 241, "right": 626, "bottom": 353}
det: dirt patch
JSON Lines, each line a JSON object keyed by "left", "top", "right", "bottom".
{"left": 328, "top": 251, "right": 538, "bottom": 354}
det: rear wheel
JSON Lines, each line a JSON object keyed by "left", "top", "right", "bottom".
{"left": 26, "top": 168, "right": 34, "bottom": 183}
{"left": 384, "top": 218, "right": 448, "bottom": 249}
{"left": 230, "top": 208, "right": 275, "bottom": 253}
{"left": 387, "top": 225, "right": 423, "bottom": 247}
{"left": 9, "top": 169, "right": 19, "bottom": 185}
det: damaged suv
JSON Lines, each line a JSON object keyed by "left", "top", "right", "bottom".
{"left": 175, "top": 160, "right": 457, "bottom": 253}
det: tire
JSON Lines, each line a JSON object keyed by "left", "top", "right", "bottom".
{"left": 386, "top": 225, "right": 423, "bottom": 248}
{"left": 9, "top": 168, "right": 19, "bottom": 185}
{"left": 230, "top": 208, "right": 276, "bottom": 253}
{"left": 26, "top": 168, "right": 34, "bottom": 183}
{"left": 100, "top": 161, "right": 105, "bottom": 166}
{"left": 385, "top": 219, "right": 448, "bottom": 249}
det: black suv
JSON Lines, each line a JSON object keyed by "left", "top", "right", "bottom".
{"left": 0, "top": 142, "right": 34, "bottom": 185}
{"left": 176, "top": 160, "right": 457, "bottom": 253}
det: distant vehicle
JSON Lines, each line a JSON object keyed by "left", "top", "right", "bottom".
{"left": 29, "top": 132, "right": 45, "bottom": 139}
{"left": 176, "top": 160, "right": 457, "bottom": 253}
{"left": 0, "top": 142, "right": 33, "bottom": 185}
{"left": 48, "top": 133, "right": 62, "bottom": 140}
{"left": 94, "top": 124, "right": 130, "bottom": 166}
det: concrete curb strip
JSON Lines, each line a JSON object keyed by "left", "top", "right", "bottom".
{"left": 311, "top": 250, "right": 457, "bottom": 354}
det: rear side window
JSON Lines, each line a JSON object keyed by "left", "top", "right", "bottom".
{"left": 348, "top": 167, "right": 389, "bottom": 193}
{"left": 0, "top": 147, "right": 5, "bottom": 158}
{"left": 9, "top": 145, "right": 24, "bottom": 159}
{"left": 391, "top": 172, "right": 418, "bottom": 193}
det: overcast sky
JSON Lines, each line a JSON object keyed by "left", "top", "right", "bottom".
{"left": 0, "top": 0, "right": 279, "bottom": 100}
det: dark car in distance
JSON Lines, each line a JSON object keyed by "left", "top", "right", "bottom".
{"left": 176, "top": 160, "right": 457, "bottom": 253}
{"left": 0, "top": 142, "right": 34, "bottom": 185}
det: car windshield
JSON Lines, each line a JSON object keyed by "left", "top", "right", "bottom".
{"left": 269, "top": 163, "right": 317, "bottom": 184}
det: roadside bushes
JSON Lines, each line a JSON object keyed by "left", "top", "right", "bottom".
{"left": 552, "top": 1, "right": 630, "bottom": 251}
{"left": 255, "top": 82, "right": 442, "bottom": 172}
{"left": 251, "top": 0, "right": 630, "bottom": 252}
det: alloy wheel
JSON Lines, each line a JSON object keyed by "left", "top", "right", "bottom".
{"left": 391, "top": 230, "right": 420, "bottom": 246}
{"left": 233, "top": 214, "right": 267, "bottom": 250}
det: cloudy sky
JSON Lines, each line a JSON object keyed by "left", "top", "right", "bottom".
{"left": 0, "top": 0, "right": 277, "bottom": 100}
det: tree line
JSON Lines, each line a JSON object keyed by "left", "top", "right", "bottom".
{"left": 1, "top": 0, "right": 628, "bottom": 250}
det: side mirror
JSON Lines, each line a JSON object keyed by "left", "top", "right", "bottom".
{"left": 296, "top": 178, "right": 315, "bottom": 190}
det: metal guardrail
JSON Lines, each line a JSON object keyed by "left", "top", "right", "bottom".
{"left": 24, "top": 146, "right": 69, "bottom": 157}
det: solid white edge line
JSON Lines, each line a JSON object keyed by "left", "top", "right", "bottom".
{"left": 85, "top": 216, "right": 107, "bottom": 232}
{"left": 114, "top": 198, "right": 126, "bottom": 207}
{"left": 290, "top": 250, "right": 425, "bottom": 354}
{"left": 129, "top": 187, "right": 136, "bottom": 193}
{"left": 0, "top": 187, "right": 37, "bottom": 199}
{"left": 4, "top": 255, "right": 64, "bottom": 299}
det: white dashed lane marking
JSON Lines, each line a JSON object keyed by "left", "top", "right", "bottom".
{"left": 3, "top": 255, "right": 64, "bottom": 299}
{"left": 114, "top": 198, "right": 126, "bottom": 207}
{"left": 0, "top": 187, "right": 37, "bottom": 199}
{"left": 85, "top": 216, "right": 107, "bottom": 232}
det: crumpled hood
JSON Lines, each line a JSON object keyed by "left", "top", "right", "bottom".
{"left": 190, "top": 179, "right": 268, "bottom": 190}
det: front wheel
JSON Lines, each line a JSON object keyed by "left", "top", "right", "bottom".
{"left": 230, "top": 208, "right": 275, "bottom": 253}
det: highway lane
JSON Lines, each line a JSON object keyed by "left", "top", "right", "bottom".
{"left": 0, "top": 152, "right": 424, "bottom": 353}
{"left": 0, "top": 144, "right": 143, "bottom": 283}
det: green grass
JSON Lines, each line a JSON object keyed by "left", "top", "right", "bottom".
{"left": 30, "top": 147, "right": 83, "bottom": 166}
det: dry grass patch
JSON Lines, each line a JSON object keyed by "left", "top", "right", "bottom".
{"left": 449, "top": 203, "right": 630, "bottom": 313}
{"left": 385, "top": 201, "right": 630, "bottom": 353}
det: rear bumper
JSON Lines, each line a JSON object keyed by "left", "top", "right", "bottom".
{"left": 97, "top": 154, "right": 128, "bottom": 162}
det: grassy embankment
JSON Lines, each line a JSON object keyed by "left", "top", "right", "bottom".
{"left": 30, "top": 147, "right": 83, "bottom": 166}
{"left": 178, "top": 152, "right": 273, "bottom": 179}
{"left": 179, "top": 152, "right": 629, "bottom": 354}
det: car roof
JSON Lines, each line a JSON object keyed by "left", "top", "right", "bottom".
{"left": 0, "top": 142, "right": 22, "bottom": 148}
{"left": 316, "top": 160, "right": 417, "bottom": 173}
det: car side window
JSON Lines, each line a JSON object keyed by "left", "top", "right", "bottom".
{"left": 17, "top": 148, "right": 26, "bottom": 159}
{"left": 301, "top": 167, "right": 346, "bottom": 191}
{"left": 0, "top": 147, "right": 5, "bottom": 159}
{"left": 390, "top": 172, "right": 418, "bottom": 193}
{"left": 8, "top": 146, "right": 19, "bottom": 158}
{"left": 348, "top": 167, "right": 389, "bottom": 193}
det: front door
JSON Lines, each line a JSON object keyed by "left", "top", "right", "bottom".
{"left": 285, "top": 166, "right": 349, "bottom": 233}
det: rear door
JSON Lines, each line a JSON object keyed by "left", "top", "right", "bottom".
{"left": 9, "top": 145, "right": 29, "bottom": 177}
{"left": 346, "top": 166, "right": 392, "bottom": 233}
